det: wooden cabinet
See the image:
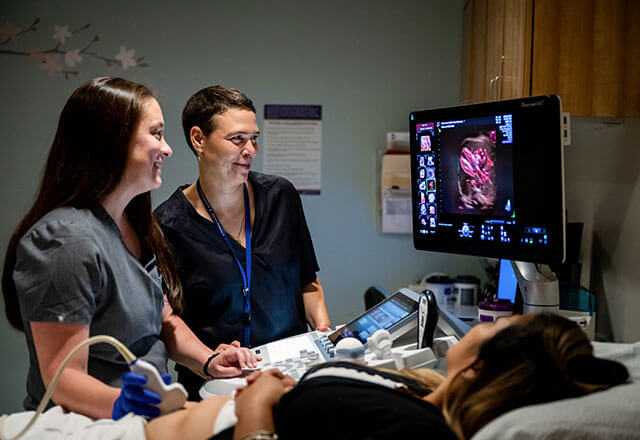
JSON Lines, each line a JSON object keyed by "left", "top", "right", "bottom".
{"left": 461, "top": 0, "right": 640, "bottom": 117}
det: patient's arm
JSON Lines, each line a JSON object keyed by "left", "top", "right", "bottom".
{"left": 31, "top": 321, "right": 120, "bottom": 419}
{"left": 145, "top": 396, "right": 231, "bottom": 440}
{"left": 145, "top": 370, "right": 294, "bottom": 440}
{"left": 233, "top": 370, "right": 295, "bottom": 440}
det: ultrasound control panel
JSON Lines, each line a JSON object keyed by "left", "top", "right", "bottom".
{"left": 250, "top": 289, "right": 420, "bottom": 379}
{"left": 251, "top": 332, "right": 333, "bottom": 380}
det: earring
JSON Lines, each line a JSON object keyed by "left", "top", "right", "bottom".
{"left": 197, "top": 155, "right": 201, "bottom": 162}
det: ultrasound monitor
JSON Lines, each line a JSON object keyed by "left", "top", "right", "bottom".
{"left": 410, "top": 95, "right": 565, "bottom": 265}
{"left": 410, "top": 96, "right": 566, "bottom": 313}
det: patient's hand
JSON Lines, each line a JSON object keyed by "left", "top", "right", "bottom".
{"left": 236, "top": 370, "right": 295, "bottom": 408}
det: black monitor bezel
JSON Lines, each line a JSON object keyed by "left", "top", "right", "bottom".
{"left": 410, "top": 95, "right": 565, "bottom": 265}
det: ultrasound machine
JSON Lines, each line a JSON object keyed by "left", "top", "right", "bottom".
{"left": 201, "top": 95, "right": 567, "bottom": 398}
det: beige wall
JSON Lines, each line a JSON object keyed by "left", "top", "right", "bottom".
{"left": 565, "top": 117, "right": 640, "bottom": 342}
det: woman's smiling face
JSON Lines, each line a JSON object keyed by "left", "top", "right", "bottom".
{"left": 198, "top": 108, "right": 259, "bottom": 186}
{"left": 122, "top": 98, "right": 172, "bottom": 195}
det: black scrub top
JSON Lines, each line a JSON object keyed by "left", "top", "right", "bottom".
{"left": 154, "top": 172, "right": 319, "bottom": 398}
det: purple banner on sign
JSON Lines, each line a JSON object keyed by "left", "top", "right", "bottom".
{"left": 264, "top": 105, "right": 322, "bottom": 120}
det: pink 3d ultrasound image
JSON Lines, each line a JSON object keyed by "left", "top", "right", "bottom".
{"left": 457, "top": 133, "right": 496, "bottom": 210}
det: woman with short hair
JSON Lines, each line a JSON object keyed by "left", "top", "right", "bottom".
{"left": 154, "top": 85, "right": 330, "bottom": 400}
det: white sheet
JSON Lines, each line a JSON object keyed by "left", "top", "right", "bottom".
{"left": 0, "top": 406, "right": 146, "bottom": 440}
{"left": 473, "top": 341, "right": 640, "bottom": 440}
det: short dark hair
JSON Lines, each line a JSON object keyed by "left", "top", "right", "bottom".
{"left": 181, "top": 85, "right": 256, "bottom": 155}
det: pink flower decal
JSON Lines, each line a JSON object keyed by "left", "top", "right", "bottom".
{"left": 39, "top": 53, "right": 62, "bottom": 76}
{"left": 1, "top": 17, "right": 148, "bottom": 79}
{"left": 1, "top": 21, "right": 22, "bottom": 42}
{"left": 115, "top": 46, "right": 137, "bottom": 70}
{"left": 53, "top": 25, "right": 72, "bottom": 44}
{"left": 64, "top": 49, "right": 82, "bottom": 66}
{"left": 27, "top": 48, "right": 43, "bottom": 62}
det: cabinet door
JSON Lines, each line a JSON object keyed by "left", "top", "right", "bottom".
{"left": 461, "top": 0, "right": 531, "bottom": 104}
{"left": 500, "top": 0, "right": 532, "bottom": 100}
{"left": 461, "top": 0, "right": 490, "bottom": 103}
{"left": 531, "top": 0, "right": 640, "bottom": 117}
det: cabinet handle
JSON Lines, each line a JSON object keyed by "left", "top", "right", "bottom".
{"left": 497, "top": 55, "right": 505, "bottom": 100}
{"left": 489, "top": 75, "right": 500, "bottom": 101}
{"left": 489, "top": 77, "right": 497, "bottom": 101}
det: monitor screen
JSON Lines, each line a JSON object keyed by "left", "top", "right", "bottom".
{"left": 497, "top": 259, "right": 518, "bottom": 303}
{"left": 410, "top": 95, "right": 565, "bottom": 264}
{"left": 328, "top": 291, "right": 418, "bottom": 345}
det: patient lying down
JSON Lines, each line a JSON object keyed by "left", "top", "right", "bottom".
{"left": 2, "top": 314, "right": 628, "bottom": 440}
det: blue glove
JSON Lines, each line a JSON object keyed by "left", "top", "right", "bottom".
{"left": 112, "top": 371, "right": 173, "bottom": 420}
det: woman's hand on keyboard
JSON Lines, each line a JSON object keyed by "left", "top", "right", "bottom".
{"left": 207, "top": 346, "right": 260, "bottom": 378}
{"left": 213, "top": 340, "right": 242, "bottom": 353}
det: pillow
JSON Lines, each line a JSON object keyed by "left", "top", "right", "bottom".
{"left": 472, "top": 341, "right": 640, "bottom": 440}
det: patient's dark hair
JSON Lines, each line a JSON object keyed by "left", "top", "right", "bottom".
{"left": 181, "top": 85, "right": 255, "bottom": 155}
{"left": 2, "top": 77, "right": 182, "bottom": 331}
{"left": 444, "top": 313, "right": 629, "bottom": 439}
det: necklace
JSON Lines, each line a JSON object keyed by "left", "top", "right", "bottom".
{"left": 230, "top": 212, "right": 246, "bottom": 242}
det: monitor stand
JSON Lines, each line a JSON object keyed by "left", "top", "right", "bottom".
{"left": 511, "top": 261, "right": 560, "bottom": 314}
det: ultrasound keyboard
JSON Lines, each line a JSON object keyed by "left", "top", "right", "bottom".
{"left": 200, "top": 289, "right": 423, "bottom": 398}
{"left": 252, "top": 331, "right": 335, "bottom": 380}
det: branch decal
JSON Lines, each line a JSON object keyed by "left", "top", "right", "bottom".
{"left": 1, "top": 17, "right": 149, "bottom": 79}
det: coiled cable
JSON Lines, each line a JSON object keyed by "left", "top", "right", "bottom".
{"left": 0, "top": 335, "right": 136, "bottom": 440}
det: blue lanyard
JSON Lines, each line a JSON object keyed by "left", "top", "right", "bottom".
{"left": 196, "top": 180, "right": 252, "bottom": 347}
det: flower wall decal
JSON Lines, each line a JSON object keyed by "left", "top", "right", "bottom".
{"left": 115, "top": 46, "right": 137, "bottom": 70}
{"left": 0, "top": 17, "right": 149, "bottom": 79}
{"left": 1, "top": 21, "right": 22, "bottom": 42}
{"left": 53, "top": 24, "right": 71, "bottom": 44}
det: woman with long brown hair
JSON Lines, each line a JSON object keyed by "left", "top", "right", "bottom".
{"left": 2, "top": 77, "right": 256, "bottom": 420}
{"left": 145, "top": 313, "right": 629, "bottom": 440}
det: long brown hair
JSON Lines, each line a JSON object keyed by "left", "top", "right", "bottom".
{"left": 2, "top": 77, "right": 182, "bottom": 331}
{"left": 443, "top": 313, "right": 629, "bottom": 439}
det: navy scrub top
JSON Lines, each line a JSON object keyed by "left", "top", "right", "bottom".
{"left": 13, "top": 205, "right": 167, "bottom": 411}
{"left": 155, "top": 172, "right": 319, "bottom": 348}
{"left": 155, "top": 172, "right": 319, "bottom": 397}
